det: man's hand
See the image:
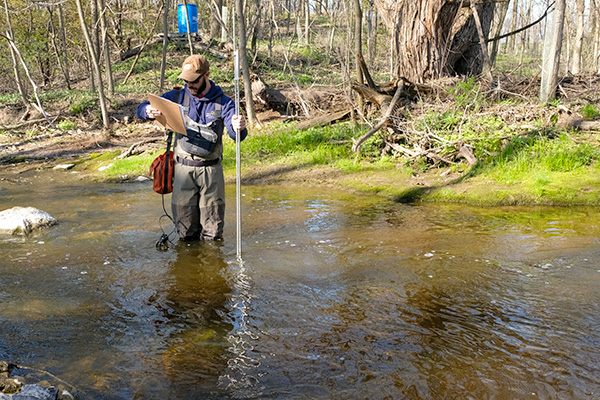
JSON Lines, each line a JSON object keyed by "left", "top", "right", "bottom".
{"left": 232, "top": 114, "right": 246, "bottom": 132}
{"left": 145, "top": 105, "right": 162, "bottom": 119}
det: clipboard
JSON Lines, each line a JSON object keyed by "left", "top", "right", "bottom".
{"left": 147, "top": 93, "right": 188, "bottom": 135}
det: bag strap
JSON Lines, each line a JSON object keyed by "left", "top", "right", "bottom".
{"left": 163, "top": 130, "right": 174, "bottom": 193}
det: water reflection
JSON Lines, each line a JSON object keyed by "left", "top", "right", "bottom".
{"left": 160, "top": 242, "right": 233, "bottom": 398}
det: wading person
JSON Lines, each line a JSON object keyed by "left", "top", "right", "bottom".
{"left": 137, "top": 54, "right": 247, "bottom": 241}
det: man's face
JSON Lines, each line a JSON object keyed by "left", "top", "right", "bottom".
{"left": 186, "top": 74, "right": 207, "bottom": 96}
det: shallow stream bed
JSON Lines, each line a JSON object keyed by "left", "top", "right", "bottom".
{"left": 1, "top": 167, "right": 599, "bottom": 399}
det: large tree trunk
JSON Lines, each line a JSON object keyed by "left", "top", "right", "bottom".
{"left": 372, "top": 0, "right": 495, "bottom": 83}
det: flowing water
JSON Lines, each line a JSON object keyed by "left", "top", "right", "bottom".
{"left": 1, "top": 166, "right": 599, "bottom": 399}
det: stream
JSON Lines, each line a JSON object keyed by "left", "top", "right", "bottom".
{"left": 1, "top": 166, "right": 599, "bottom": 399}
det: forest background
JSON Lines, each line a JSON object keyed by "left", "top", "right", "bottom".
{"left": 0, "top": 0, "right": 599, "bottom": 206}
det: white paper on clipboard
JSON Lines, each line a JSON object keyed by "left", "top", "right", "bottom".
{"left": 147, "top": 93, "right": 188, "bottom": 136}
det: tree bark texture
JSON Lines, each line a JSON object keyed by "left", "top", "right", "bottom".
{"left": 372, "top": 0, "right": 495, "bottom": 83}
{"left": 210, "top": 0, "right": 223, "bottom": 38}
{"left": 236, "top": 0, "right": 259, "bottom": 127}
{"left": 571, "top": 0, "right": 585, "bottom": 74}
{"left": 488, "top": 0, "right": 510, "bottom": 66}
{"left": 540, "top": 0, "right": 566, "bottom": 103}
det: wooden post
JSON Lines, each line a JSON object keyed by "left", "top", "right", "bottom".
{"left": 540, "top": 0, "right": 566, "bottom": 103}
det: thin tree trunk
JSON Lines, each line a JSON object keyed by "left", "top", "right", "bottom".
{"left": 6, "top": 38, "right": 55, "bottom": 128}
{"left": 4, "top": 0, "right": 30, "bottom": 110}
{"left": 304, "top": 0, "right": 310, "bottom": 44}
{"left": 540, "top": 0, "right": 566, "bottom": 103}
{"left": 564, "top": 9, "right": 570, "bottom": 73}
{"left": 211, "top": 0, "right": 223, "bottom": 38}
{"left": 519, "top": 0, "right": 532, "bottom": 64}
{"left": 236, "top": 0, "right": 259, "bottom": 127}
{"left": 183, "top": 0, "right": 195, "bottom": 55}
{"left": 99, "top": 0, "right": 114, "bottom": 95}
{"left": 160, "top": 0, "right": 170, "bottom": 92}
{"left": 75, "top": 0, "right": 110, "bottom": 128}
{"left": 571, "top": 0, "right": 585, "bottom": 74}
{"left": 47, "top": 6, "right": 71, "bottom": 90}
{"left": 58, "top": 4, "right": 71, "bottom": 86}
{"left": 508, "top": 0, "right": 519, "bottom": 55}
{"left": 594, "top": 0, "right": 600, "bottom": 73}
{"left": 488, "top": 0, "right": 510, "bottom": 66}
{"left": 90, "top": 0, "right": 101, "bottom": 59}
{"left": 367, "top": 4, "right": 377, "bottom": 66}
{"left": 353, "top": 0, "right": 364, "bottom": 112}
{"left": 296, "top": 0, "right": 303, "bottom": 45}
{"left": 268, "top": 0, "right": 274, "bottom": 57}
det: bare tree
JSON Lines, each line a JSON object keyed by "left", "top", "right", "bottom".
{"left": 571, "top": 0, "right": 585, "bottom": 74}
{"left": 507, "top": 0, "right": 519, "bottom": 54}
{"left": 160, "top": 0, "right": 170, "bottom": 92}
{"left": 75, "top": 0, "right": 110, "bottom": 128}
{"left": 488, "top": 0, "right": 510, "bottom": 65}
{"left": 211, "top": 0, "right": 223, "bottom": 38}
{"left": 98, "top": 0, "right": 114, "bottom": 95}
{"left": 182, "top": 0, "right": 195, "bottom": 55}
{"left": 57, "top": 3, "right": 71, "bottom": 86}
{"left": 353, "top": 0, "right": 364, "bottom": 111}
{"left": 593, "top": 0, "right": 600, "bottom": 73}
{"left": 47, "top": 5, "right": 71, "bottom": 90}
{"left": 235, "top": 0, "right": 258, "bottom": 127}
{"left": 540, "top": 0, "right": 565, "bottom": 103}
{"left": 3, "top": 0, "right": 31, "bottom": 113}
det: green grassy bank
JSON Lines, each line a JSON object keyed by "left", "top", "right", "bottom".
{"left": 90, "top": 116, "right": 600, "bottom": 207}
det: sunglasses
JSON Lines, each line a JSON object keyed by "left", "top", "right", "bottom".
{"left": 184, "top": 74, "right": 205, "bottom": 84}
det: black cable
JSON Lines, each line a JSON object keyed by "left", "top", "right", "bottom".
{"left": 156, "top": 130, "right": 177, "bottom": 251}
{"left": 155, "top": 192, "right": 177, "bottom": 251}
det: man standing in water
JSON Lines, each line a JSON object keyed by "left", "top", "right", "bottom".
{"left": 137, "top": 54, "right": 247, "bottom": 241}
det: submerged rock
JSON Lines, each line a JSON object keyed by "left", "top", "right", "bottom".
{"left": 0, "top": 207, "right": 57, "bottom": 235}
{"left": 0, "top": 361, "right": 76, "bottom": 400}
{"left": 0, "top": 384, "right": 58, "bottom": 399}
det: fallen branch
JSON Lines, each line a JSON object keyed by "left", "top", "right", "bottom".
{"left": 0, "top": 114, "right": 62, "bottom": 130}
{"left": 352, "top": 82, "right": 404, "bottom": 153}
{"left": 117, "top": 137, "right": 163, "bottom": 159}
{"left": 295, "top": 110, "right": 350, "bottom": 130}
